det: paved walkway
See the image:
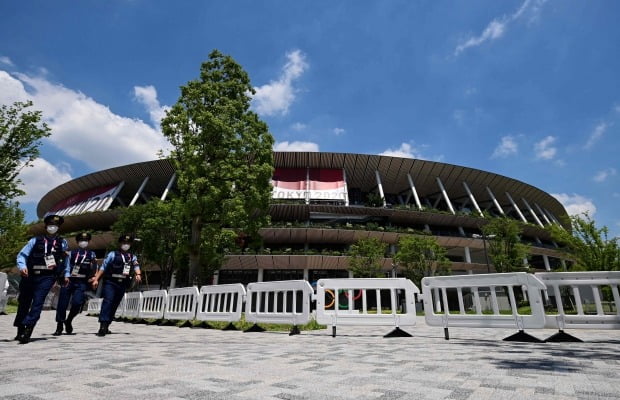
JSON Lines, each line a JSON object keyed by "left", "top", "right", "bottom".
{"left": 1, "top": 310, "right": 619, "bottom": 400}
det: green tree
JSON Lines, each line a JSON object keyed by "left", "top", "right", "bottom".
{"left": 393, "top": 235, "right": 451, "bottom": 288}
{"left": 347, "top": 237, "right": 386, "bottom": 278}
{"left": 112, "top": 199, "right": 187, "bottom": 289}
{"left": 0, "top": 202, "right": 28, "bottom": 272}
{"left": 0, "top": 101, "right": 51, "bottom": 203}
{"left": 547, "top": 212, "right": 619, "bottom": 271}
{"left": 481, "top": 217, "right": 530, "bottom": 272}
{"left": 161, "top": 50, "right": 274, "bottom": 284}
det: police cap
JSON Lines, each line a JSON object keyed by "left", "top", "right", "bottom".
{"left": 118, "top": 234, "right": 134, "bottom": 243}
{"left": 44, "top": 214, "right": 64, "bottom": 226}
{"left": 75, "top": 232, "right": 92, "bottom": 242}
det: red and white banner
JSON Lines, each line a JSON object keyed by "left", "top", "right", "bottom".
{"left": 48, "top": 182, "right": 124, "bottom": 217}
{"left": 271, "top": 168, "right": 347, "bottom": 201}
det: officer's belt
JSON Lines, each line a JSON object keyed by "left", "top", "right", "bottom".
{"left": 110, "top": 274, "right": 128, "bottom": 279}
{"left": 32, "top": 265, "right": 52, "bottom": 270}
{"left": 70, "top": 274, "right": 87, "bottom": 278}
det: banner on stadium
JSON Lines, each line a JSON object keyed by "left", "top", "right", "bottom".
{"left": 47, "top": 182, "right": 125, "bottom": 217}
{"left": 271, "top": 168, "right": 347, "bottom": 201}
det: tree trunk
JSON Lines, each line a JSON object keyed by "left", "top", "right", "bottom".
{"left": 189, "top": 215, "right": 203, "bottom": 285}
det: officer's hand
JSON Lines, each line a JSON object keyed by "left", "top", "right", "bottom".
{"left": 19, "top": 268, "right": 28, "bottom": 278}
{"left": 64, "top": 277, "right": 70, "bottom": 287}
{"left": 135, "top": 274, "right": 142, "bottom": 284}
{"left": 91, "top": 279, "right": 99, "bottom": 289}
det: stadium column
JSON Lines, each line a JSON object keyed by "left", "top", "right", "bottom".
{"left": 407, "top": 173, "right": 423, "bottom": 210}
{"left": 374, "top": 170, "right": 387, "bottom": 207}
{"left": 521, "top": 197, "right": 545, "bottom": 228}
{"left": 462, "top": 181, "right": 483, "bottom": 217}
{"left": 435, "top": 177, "right": 455, "bottom": 215}
{"left": 486, "top": 186, "right": 505, "bottom": 216}
{"left": 505, "top": 192, "right": 528, "bottom": 223}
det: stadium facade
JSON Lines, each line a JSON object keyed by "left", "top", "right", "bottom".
{"left": 33, "top": 152, "right": 569, "bottom": 286}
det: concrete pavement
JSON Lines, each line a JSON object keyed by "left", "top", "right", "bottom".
{"left": 1, "top": 310, "right": 619, "bottom": 400}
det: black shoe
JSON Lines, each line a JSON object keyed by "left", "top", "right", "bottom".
{"left": 53, "top": 322, "right": 63, "bottom": 336}
{"left": 14, "top": 326, "right": 25, "bottom": 341}
{"left": 97, "top": 323, "right": 108, "bottom": 337}
{"left": 64, "top": 320, "right": 73, "bottom": 335}
{"left": 18, "top": 325, "right": 33, "bottom": 344}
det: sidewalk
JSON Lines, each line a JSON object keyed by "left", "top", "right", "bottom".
{"left": 1, "top": 310, "right": 619, "bottom": 400}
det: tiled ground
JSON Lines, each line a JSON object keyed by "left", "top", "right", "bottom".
{"left": 1, "top": 311, "right": 619, "bottom": 399}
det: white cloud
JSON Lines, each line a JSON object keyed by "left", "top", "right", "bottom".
{"left": 454, "top": 0, "right": 547, "bottom": 56}
{"left": 133, "top": 85, "right": 169, "bottom": 128}
{"left": 584, "top": 122, "right": 608, "bottom": 149}
{"left": 491, "top": 136, "right": 518, "bottom": 158}
{"left": 16, "top": 158, "right": 73, "bottom": 203}
{"left": 291, "top": 122, "right": 306, "bottom": 131}
{"left": 380, "top": 143, "right": 426, "bottom": 159}
{"left": 534, "top": 135, "right": 557, "bottom": 160}
{"left": 333, "top": 128, "right": 345, "bottom": 136}
{"left": 0, "top": 69, "right": 171, "bottom": 171}
{"left": 0, "top": 56, "right": 14, "bottom": 66}
{"left": 593, "top": 168, "right": 617, "bottom": 183}
{"left": 273, "top": 141, "right": 319, "bottom": 152}
{"left": 552, "top": 193, "right": 597, "bottom": 217}
{"left": 252, "top": 50, "right": 308, "bottom": 116}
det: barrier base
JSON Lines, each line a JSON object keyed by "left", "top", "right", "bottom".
{"left": 444, "top": 327, "right": 449, "bottom": 340}
{"left": 222, "top": 322, "right": 238, "bottom": 331}
{"left": 544, "top": 330, "right": 583, "bottom": 343}
{"left": 384, "top": 327, "right": 412, "bottom": 338}
{"left": 178, "top": 320, "right": 193, "bottom": 328}
{"left": 192, "top": 321, "right": 214, "bottom": 329}
{"left": 147, "top": 319, "right": 163, "bottom": 325}
{"left": 244, "top": 324, "right": 266, "bottom": 333}
{"left": 503, "top": 330, "right": 544, "bottom": 343}
{"left": 158, "top": 319, "right": 176, "bottom": 326}
{"left": 289, "top": 325, "right": 301, "bottom": 336}
{"left": 332, "top": 326, "right": 336, "bottom": 338}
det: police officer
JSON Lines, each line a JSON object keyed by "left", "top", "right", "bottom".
{"left": 91, "top": 234, "right": 141, "bottom": 336}
{"left": 53, "top": 232, "right": 98, "bottom": 336}
{"left": 14, "top": 214, "right": 69, "bottom": 344}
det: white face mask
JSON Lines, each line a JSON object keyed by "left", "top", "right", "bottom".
{"left": 120, "top": 244, "right": 131, "bottom": 251}
{"left": 46, "top": 225, "right": 59, "bottom": 235}
{"left": 78, "top": 241, "right": 89, "bottom": 249}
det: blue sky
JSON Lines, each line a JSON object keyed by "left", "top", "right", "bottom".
{"left": 1, "top": 0, "right": 619, "bottom": 237}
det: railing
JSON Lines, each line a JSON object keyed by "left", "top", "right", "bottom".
{"left": 196, "top": 283, "right": 246, "bottom": 323}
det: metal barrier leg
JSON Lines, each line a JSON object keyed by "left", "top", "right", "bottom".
{"left": 289, "top": 325, "right": 301, "bottom": 336}
{"left": 244, "top": 323, "right": 266, "bottom": 333}
{"left": 503, "top": 330, "right": 544, "bottom": 343}
{"left": 444, "top": 327, "right": 449, "bottom": 340}
{"left": 544, "top": 330, "right": 583, "bottom": 343}
{"left": 178, "top": 320, "right": 193, "bottom": 328}
{"left": 332, "top": 326, "right": 336, "bottom": 338}
{"left": 222, "top": 322, "right": 238, "bottom": 331}
{"left": 384, "top": 327, "right": 412, "bottom": 338}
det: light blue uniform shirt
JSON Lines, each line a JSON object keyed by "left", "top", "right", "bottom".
{"left": 16, "top": 236, "right": 69, "bottom": 276}
{"left": 64, "top": 249, "right": 97, "bottom": 278}
{"left": 99, "top": 251, "right": 140, "bottom": 272}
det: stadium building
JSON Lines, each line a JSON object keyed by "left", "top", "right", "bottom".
{"left": 32, "top": 152, "right": 569, "bottom": 287}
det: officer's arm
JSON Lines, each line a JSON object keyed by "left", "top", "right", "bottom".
{"left": 133, "top": 255, "right": 142, "bottom": 283}
{"left": 16, "top": 238, "right": 37, "bottom": 277}
{"left": 64, "top": 250, "right": 72, "bottom": 278}
{"left": 91, "top": 252, "right": 113, "bottom": 287}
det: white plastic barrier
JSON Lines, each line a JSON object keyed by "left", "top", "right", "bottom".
{"left": 0, "top": 272, "right": 8, "bottom": 314}
{"left": 115, "top": 294, "right": 127, "bottom": 318}
{"left": 315, "top": 278, "right": 419, "bottom": 329}
{"left": 123, "top": 292, "right": 142, "bottom": 318}
{"left": 421, "top": 273, "right": 546, "bottom": 331}
{"left": 537, "top": 271, "right": 620, "bottom": 330}
{"left": 87, "top": 298, "right": 103, "bottom": 314}
{"left": 196, "top": 284, "right": 246, "bottom": 322}
{"left": 164, "top": 286, "right": 200, "bottom": 321}
{"left": 139, "top": 290, "right": 168, "bottom": 320}
{"left": 245, "top": 280, "right": 314, "bottom": 325}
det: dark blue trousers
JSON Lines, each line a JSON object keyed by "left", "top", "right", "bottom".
{"left": 56, "top": 280, "right": 88, "bottom": 322}
{"left": 99, "top": 280, "right": 126, "bottom": 323}
{"left": 14, "top": 274, "right": 55, "bottom": 327}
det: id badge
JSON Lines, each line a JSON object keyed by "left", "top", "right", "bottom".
{"left": 44, "top": 255, "right": 56, "bottom": 269}
{"left": 71, "top": 264, "right": 81, "bottom": 276}
{"left": 122, "top": 263, "right": 131, "bottom": 276}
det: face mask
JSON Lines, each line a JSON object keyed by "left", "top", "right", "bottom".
{"left": 120, "top": 244, "right": 131, "bottom": 251}
{"left": 46, "top": 225, "right": 59, "bottom": 235}
{"left": 78, "top": 241, "right": 89, "bottom": 249}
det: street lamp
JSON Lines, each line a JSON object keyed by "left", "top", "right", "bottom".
{"left": 472, "top": 233, "right": 496, "bottom": 273}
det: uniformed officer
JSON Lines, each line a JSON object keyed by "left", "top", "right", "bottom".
{"left": 91, "top": 234, "right": 141, "bottom": 336}
{"left": 53, "top": 232, "right": 98, "bottom": 336}
{"left": 14, "top": 214, "right": 69, "bottom": 344}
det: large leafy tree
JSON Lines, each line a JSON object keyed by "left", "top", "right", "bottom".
{"left": 161, "top": 50, "right": 274, "bottom": 284}
{"left": 0, "top": 202, "right": 28, "bottom": 272}
{"left": 0, "top": 101, "right": 51, "bottom": 203}
{"left": 548, "top": 212, "right": 619, "bottom": 271}
{"left": 482, "top": 217, "right": 530, "bottom": 272}
{"left": 347, "top": 237, "right": 387, "bottom": 278}
{"left": 393, "top": 235, "right": 451, "bottom": 288}
{"left": 112, "top": 199, "right": 188, "bottom": 289}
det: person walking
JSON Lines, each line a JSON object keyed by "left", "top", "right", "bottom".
{"left": 91, "top": 234, "right": 141, "bottom": 337}
{"left": 53, "top": 232, "right": 98, "bottom": 336}
{"left": 14, "top": 214, "right": 69, "bottom": 344}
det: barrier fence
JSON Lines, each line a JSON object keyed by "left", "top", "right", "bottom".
{"left": 0, "top": 272, "right": 8, "bottom": 314}
{"left": 84, "top": 272, "right": 620, "bottom": 343}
